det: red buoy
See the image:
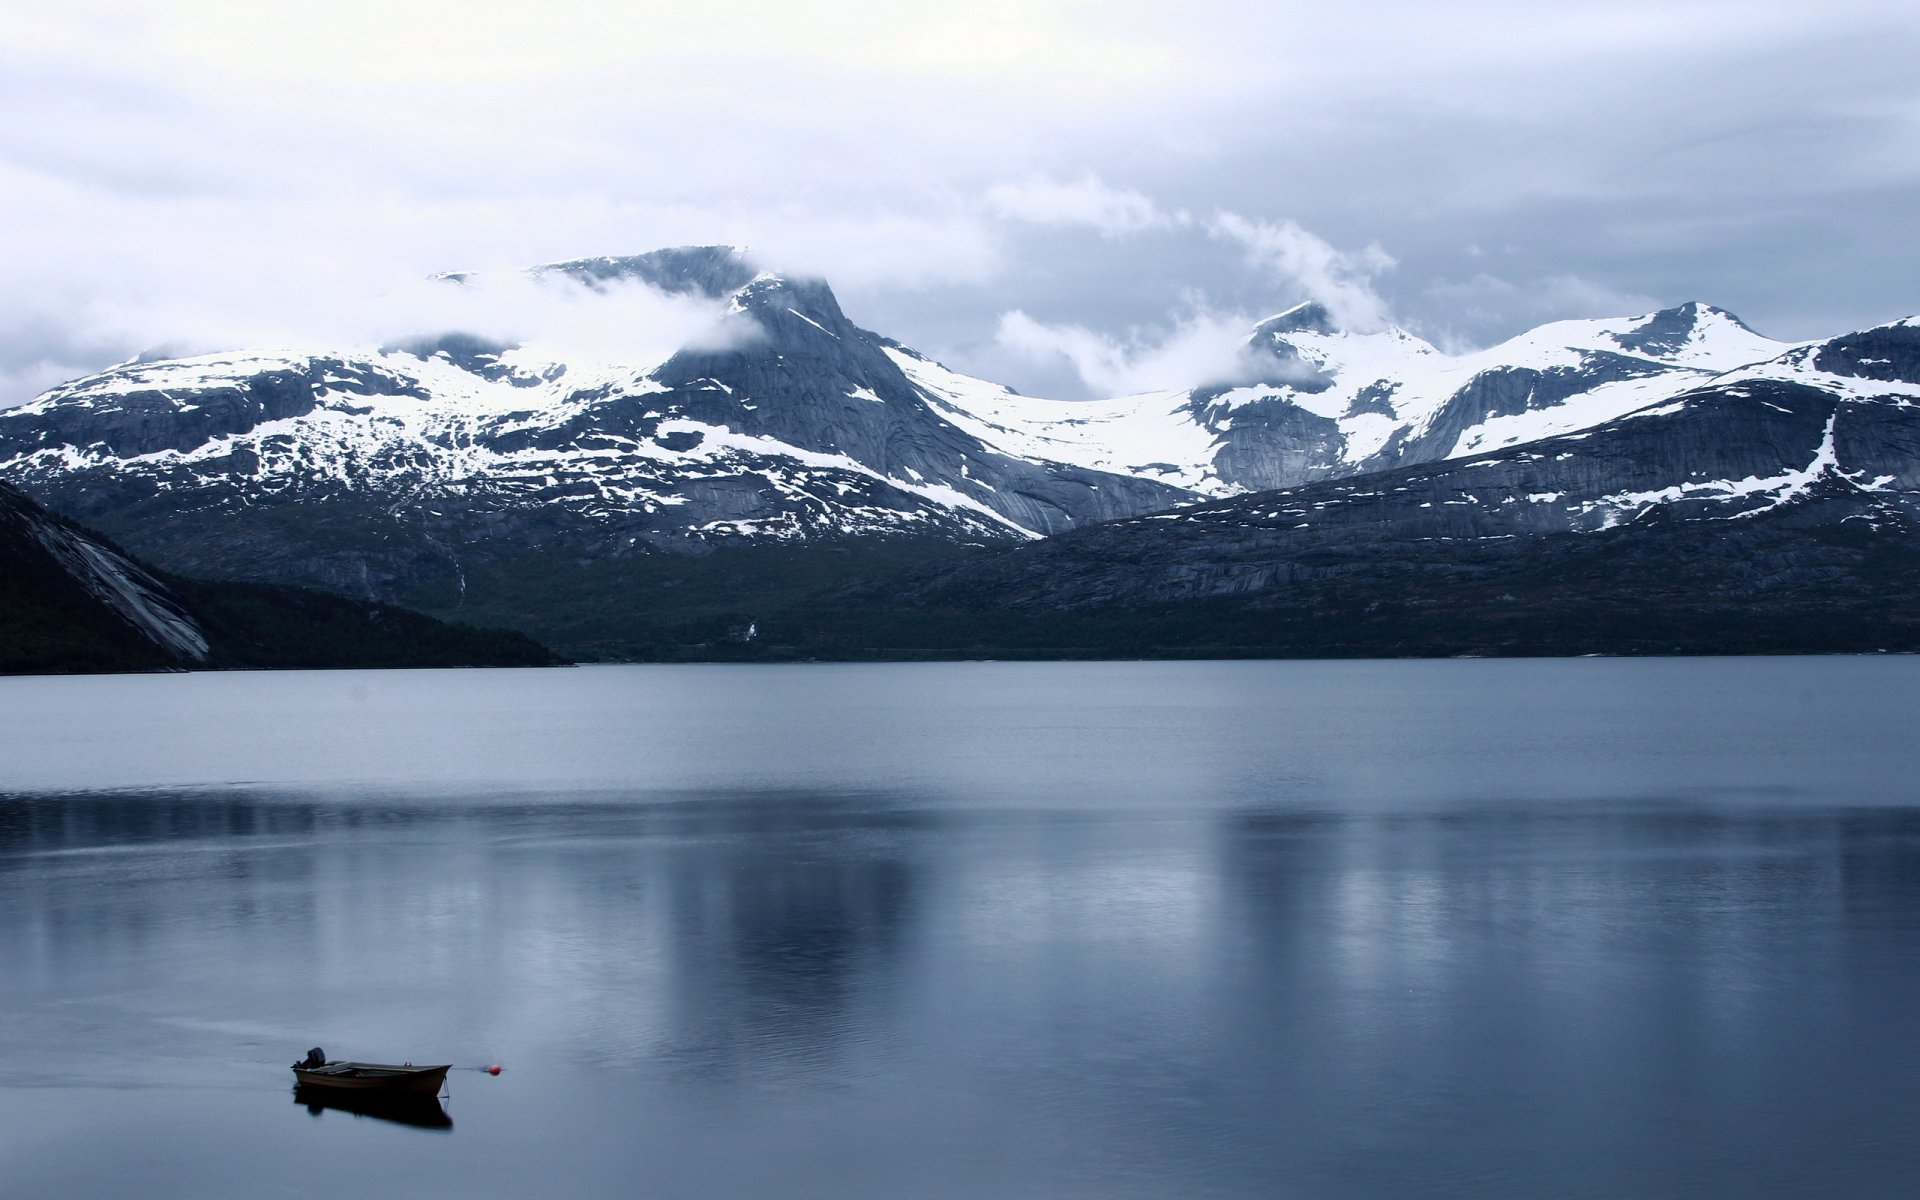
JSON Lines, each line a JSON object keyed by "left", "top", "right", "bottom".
{"left": 487, "top": 1064, "right": 502, "bottom": 1075}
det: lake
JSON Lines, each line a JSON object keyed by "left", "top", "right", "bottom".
{"left": 3, "top": 658, "right": 1919, "bottom": 1197}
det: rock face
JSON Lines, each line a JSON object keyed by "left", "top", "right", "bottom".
{"left": 0, "top": 481, "right": 555, "bottom": 674}
{"left": 0, "top": 481, "right": 209, "bottom": 670}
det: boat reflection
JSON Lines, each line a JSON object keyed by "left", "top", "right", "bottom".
{"left": 293, "top": 1084, "right": 454, "bottom": 1131}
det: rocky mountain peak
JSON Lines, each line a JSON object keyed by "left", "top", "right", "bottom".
{"left": 1609, "top": 301, "right": 1757, "bottom": 358}
{"left": 1252, "top": 301, "right": 1339, "bottom": 339}
{"left": 533, "top": 245, "right": 762, "bottom": 299}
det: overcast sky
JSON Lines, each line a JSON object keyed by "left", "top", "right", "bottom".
{"left": 5, "top": 0, "right": 1918, "bottom": 403}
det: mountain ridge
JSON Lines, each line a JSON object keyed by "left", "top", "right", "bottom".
{"left": 2, "top": 245, "right": 1915, "bottom": 658}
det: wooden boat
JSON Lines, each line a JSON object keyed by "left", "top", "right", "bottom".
{"left": 291, "top": 1059, "right": 451, "bottom": 1095}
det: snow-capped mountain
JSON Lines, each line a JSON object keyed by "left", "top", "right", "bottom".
{"left": 898, "top": 297, "right": 1790, "bottom": 496}
{"left": 0, "top": 243, "right": 1908, "bottom": 645}
{"left": 0, "top": 247, "right": 1202, "bottom": 601}
{"left": 886, "top": 317, "right": 1920, "bottom": 615}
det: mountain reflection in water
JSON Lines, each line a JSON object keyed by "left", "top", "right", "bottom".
{"left": 3, "top": 660, "right": 1920, "bottom": 1198}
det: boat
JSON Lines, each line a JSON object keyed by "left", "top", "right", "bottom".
{"left": 291, "top": 1048, "right": 450, "bottom": 1095}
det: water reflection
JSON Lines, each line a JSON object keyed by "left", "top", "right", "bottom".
{"left": 1209, "top": 805, "right": 1920, "bottom": 1196}
{"left": 647, "top": 816, "right": 919, "bottom": 1079}
{"left": 6, "top": 783, "right": 1920, "bottom": 1197}
{"left": 293, "top": 1085, "right": 454, "bottom": 1131}
{"left": 469, "top": 793, "right": 930, "bottom": 1078}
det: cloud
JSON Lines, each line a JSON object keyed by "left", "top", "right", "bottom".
{"left": 0, "top": 163, "right": 1004, "bottom": 403}
{"left": 974, "top": 195, "right": 1406, "bottom": 392}
{"left": 3, "top": 0, "right": 1917, "bottom": 403}
{"left": 86, "top": 0, "right": 1182, "bottom": 90}
{"left": 402, "top": 273, "right": 763, "bottom": 365}
{"left": 985, "top": 175, "right": 1186, "bottom": 237}
{"left": 993, "top": 302, "right": 1264, "bottom": 397}
{"left": 755, "top": 208, "right": 1004, "bottom": 292}
{"left": 3, "top": 206, "right": 756, "bottom": 393}
{"left": 1208, "top": 213, "right": 1398, "bottom": 332}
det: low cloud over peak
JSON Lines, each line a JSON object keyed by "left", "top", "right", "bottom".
{"left": 3, "top": 2, "right": 1916, "bottom": 405}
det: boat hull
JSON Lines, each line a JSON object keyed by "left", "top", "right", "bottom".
{"left": 291, "top": 1062, "right": 451, "bottom": 1095}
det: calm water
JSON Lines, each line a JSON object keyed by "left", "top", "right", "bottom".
{"left": 3, "top": 659, "right": 1919, "bottom": 1197}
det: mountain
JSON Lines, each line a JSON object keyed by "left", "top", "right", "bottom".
{"left": 897, "top": 298, "right": 1787, "bottom": 496}
{"left": 0, "top": 248, "right": 1189, "bottom": 610}
{"left": 760, "top": 319, "right": 1920, "bottom": 658}
{"left": 1, "top": 243, "right": 1910, "bottom": 657}
{"left": 899, "top": 318, "right": 1920, "bottom": 607}
{"left": 0, "top": 481, "right": 557, "bottom": 674}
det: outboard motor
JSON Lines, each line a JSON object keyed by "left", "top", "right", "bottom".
{"left": 297, "top": 1047, "right": 327, "bottom": 1069}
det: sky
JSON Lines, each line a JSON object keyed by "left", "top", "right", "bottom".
{"left": 4, "top": 0, "right": 1918, "bottom": 403}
